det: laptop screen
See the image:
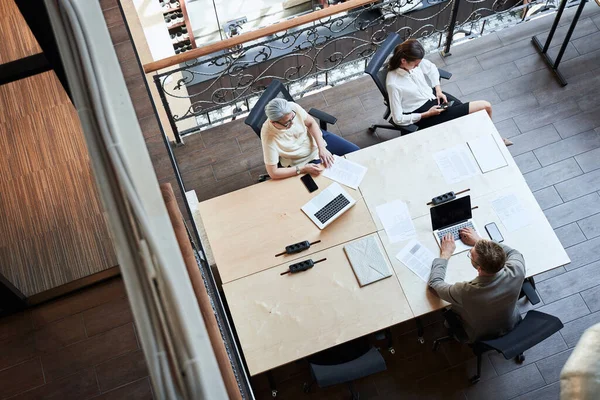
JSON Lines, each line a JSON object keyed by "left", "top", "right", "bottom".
{"left": 430, "top": 196, "right": 472, "bottom": 231}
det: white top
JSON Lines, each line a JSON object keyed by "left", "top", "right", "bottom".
{"left": 386, "top": 58, "right": 440, "bottom": 126}
{"left": 261, "top": 103, "right": 319, "bottom": 167}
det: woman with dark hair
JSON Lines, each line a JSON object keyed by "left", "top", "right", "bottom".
{"left": 386, "top": 39, "right": 511, "bottom": 145}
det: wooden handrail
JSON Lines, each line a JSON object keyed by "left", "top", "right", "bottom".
{"left": 143, "top": 0, "right": 378, "bottom": 73}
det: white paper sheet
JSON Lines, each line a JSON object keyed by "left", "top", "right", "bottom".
{"left": 433, "top": 144, "right": 479, "bottom": 184}
{"left": 322, "top": 155, "right": 368, "bottom": 189}
{"left": 467, "top": 135, "right": 507, "bottom": 173}
{"left": 376, "top": 200, "right": 416, "bottom": 243}
{"left": 396, "top": 239, "right": 436, "bottom": 282}
{"left": 491, "top": 193, "right": 531, "bottom": 232}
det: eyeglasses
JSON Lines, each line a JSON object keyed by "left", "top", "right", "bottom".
{"left": 466, "top": 250, "right": 478, "bottom": 266}
{"left": 274, "top": 111, "right": 296, "bottom": 129}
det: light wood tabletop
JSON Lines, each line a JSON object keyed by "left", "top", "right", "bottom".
{"left": 198, "top": 174, "right": 377, "bottom": 283}
{"left": 223, "top": 233, "right": 414, "bottom": 376}
{"left": 346, "top": 111, "right": 522, "bottom": 229}
{"left": 378, "top": 178, "right": 570, "bottom": 317}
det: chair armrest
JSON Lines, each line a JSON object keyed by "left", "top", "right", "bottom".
{"left": 308, "top": 108, "right": 337, "bottom": 125}
{"left": 439, "top": 68, "right": 452, "bottom": 80}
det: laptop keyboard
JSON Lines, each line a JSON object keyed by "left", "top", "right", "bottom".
{"left": 314, "top": 194, "right": 350, "bottom": 224}
{"left": 437, "top": 221, "right": 475, "bottom": 241}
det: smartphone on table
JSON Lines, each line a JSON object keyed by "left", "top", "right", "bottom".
{"left": 301, "top": 174, "right": 318, "bottom": 193}
{"left": 485, "top": 222, "right": 504, "bottom": 243}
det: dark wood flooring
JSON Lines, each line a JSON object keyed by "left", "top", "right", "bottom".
{"left": 172, "top": 4, "right": 600, "bottom": 400}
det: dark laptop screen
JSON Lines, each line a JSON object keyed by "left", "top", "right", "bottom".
{"left": 430, "top": 196, "right": 472, "bottom": 231}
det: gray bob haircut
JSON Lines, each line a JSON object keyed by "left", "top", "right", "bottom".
{"left": 265, "top": 98, "right": 293, "bottom": 121}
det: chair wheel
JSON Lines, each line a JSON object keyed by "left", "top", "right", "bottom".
{"left": 470, "top": 375, "right": 480, "bottom": 385}
{"left": 272, "top": 389, "right": 278, "bottom": 397}
{"left": 388, "top": 347, "right": 395, "bottom": 354}
{"left": 368, "top": 125, "right": 376, "bottom": 133}
{"left": 515, "top": 354, "right": 525, "bottom": 363}
{"left": 303, "top": 383, "right": 311, "bottom": 393}
{"left": 418, "top": 337, "right": 425, "bottom": 344}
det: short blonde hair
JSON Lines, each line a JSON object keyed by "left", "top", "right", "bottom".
{"left": 474, "top": 240, "right": 506, "bottom": 274}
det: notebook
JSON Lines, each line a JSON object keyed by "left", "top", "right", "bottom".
{"left": 344, "top": 236, "right": 392, "bottom": 286}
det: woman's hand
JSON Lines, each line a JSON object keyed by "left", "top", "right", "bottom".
{"left": 436, "top": 91, "right": 448, "bottom": 105}
{"left": 424, "top": 105, "right": 446, "bottom": 118}
{"left": 319, "top": 147, "right": 334, "bottom": 168}
{"left": 301, "top": 163, "right": 323, "bottom": 176}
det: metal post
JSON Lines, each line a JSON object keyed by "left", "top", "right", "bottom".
{"left": 553, "top": 0, "right": 587, "bottom": 66}
{"left": 153, "top": 75, "right": 183, "bottom": 145}
{"left": 442, "top": 0, "right": 462, "bottom": 57}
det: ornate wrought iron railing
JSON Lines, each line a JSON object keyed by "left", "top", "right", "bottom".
{"left": 148, "top": 0, "right": 557, "bottom": 143}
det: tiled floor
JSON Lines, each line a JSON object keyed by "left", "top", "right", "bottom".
{"left": 0, "top": 277, "right": 153, "bottom": 399}
{"left": 172, "top": 4, "right": 600, "bottom": 400}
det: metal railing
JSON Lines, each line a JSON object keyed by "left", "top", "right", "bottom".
{"left": 148, "top": 0, "right": 558, "bottom": 143}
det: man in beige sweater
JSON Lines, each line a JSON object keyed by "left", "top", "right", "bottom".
{"left": 428, "top": 228, "right": 526, "bottom": 342}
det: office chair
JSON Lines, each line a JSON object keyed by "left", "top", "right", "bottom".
{"left": 244, "top": 80, "right": 339, "bottom": 182}
{"left": 364, "top": 32, "right": 456, "bottom": 136}
{"left": 303, "top": 337, "right": 387, "bottom": 399}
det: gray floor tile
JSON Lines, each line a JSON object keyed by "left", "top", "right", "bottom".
{"left": 561, "top": 310, "right": 600, "bottom": 347}
{"left": 460, "top": 87, "right": 502, "bottom": 105}
{"left": 577, "top": 212, "right": 600, "bottom": 239}
{"left": 513, "top": 101, "right": 582, "bottom": 134}
{"left": 442, "top": 57, "right": 484, "bottom": 82}
{"left": 574, "top": 146, "right": 600, "bottom": 173}
{"left": 536, "top": 350, "right": 574, "bottom": 384}
{"left": 441, "top": 81, "right": 463, "bottom": 99}
{"left": 544, "top": 192, "right": 600, "bottom": 228}
{"left": 508, "top": 125, "right": 562, "bottom": 157}
{"left": 444, "top": 34, "right": 505, "bottom": 65}
{"left": 560, "top": 48, "right": 600, "bottom": 80}
{"left": 534, "top": 267, "right": 566, "bottom": 283}
{"left": 513, "top": 382, "right": 560, "bottom": 400}
{"left": 565, "top": 236, "right": 600, "bottom": 271}
{"left": 494, "top": 68, "right": 560, "bottom": 101}
{"left": 553, "top": 222, "right": 587, "bottom": 248}
{"left": 456, "top": 63, "right": 522, "bottom": 95}
{"left": 534, "top": 71, "right": 600, "bottom": 108}
{"left": 536, "top": 294, "right": 590, "bottom": 324}
{"left": 496, "top": 13, "right": 559, "bottom": 45}
{"left": 515, "top": 42, "right": 579, "bottom": 76}
{"left": 464, "top": 364, "right": 545, "bottom": 400}
{"left": 495, "top": 118, "right": 521, "bottom": 138}
{"left": 555, "top": 168, "right": 600, "bottom": 202}
{"left": 524, "top": 158, "right": 582, "bottom": 192}
{"left": 534, "top": 130, "right": 600, "bottom": 166}
{"left": 537, "top": 16, "right": 599, "bottom": 46}
{"left": 534, "top": 186, "right": 563, "bottom": 210}
{"left": 493, "top": 94, "right": 540, "bottom": 123}
{"left": 537, "top": 260, "right": 600, "bottom": 304}
{"left": 553, "top": 108, "right": 600, "bottom": 139}
{"left": 476, "top": 39, "right": 538, "bottom": 71}
{"left": 487, "top": 332, "right": 566, "bottom": 376}
{"left": 577, "top": 92, "right": 597, "bottom": 111}
{"left": 572, "top": 31, "right": 600, "bottom": 55}
{"left": 580, "top": 284, "right": 600, "bottom": 313}
{"left": 515, "top": 152, "right": 542, "bottom": 174}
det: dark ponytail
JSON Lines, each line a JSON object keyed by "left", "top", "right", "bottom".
{"left": 387, "top": 39, "right": 425, "bottom": 71}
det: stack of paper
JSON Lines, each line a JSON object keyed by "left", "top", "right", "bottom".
{"left": 376, "top": 200, "right": 416, "bottom": 243}
{"left": 467, "top": 135, "right": 508, "bottom": 173}
{"left": 396, "top": 239, "right": 436, "bottom": 282}
{"left": 322, "top": 155, "right": 368, "bottom": 189}
{"left": 344, "top": 236, "right": 392, "bottom": 286}
{"left": 433, "top": 144, "right": 479, "bottom": 184}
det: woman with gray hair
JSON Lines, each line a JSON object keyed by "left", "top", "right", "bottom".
{"left": 261, "top": 98, "right": 359, "bottom": 180}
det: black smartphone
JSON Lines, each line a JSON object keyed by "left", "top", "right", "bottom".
{"left": 440, "top": 100, "right": 455, "bottom": 109}
{"left": 301, "top": 174, "right": 318, "bottom": 193}
{"left": 485, "top": 222, "right": 504, "bottom": 243}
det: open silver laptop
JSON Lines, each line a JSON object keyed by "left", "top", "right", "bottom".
{"left": 431, "top": 195, "right": 481, "bottom": 255}
{"left": 301, "top": 182, "right": 356, "bottom": 230}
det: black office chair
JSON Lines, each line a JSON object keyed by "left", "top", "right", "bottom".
{"left": 303, "top": 337, "right": 387, "bottom": 400}
{"left": 364, "top": 32, "right": 456, "bottom": 136}
{"left": 244, "top": 79, "right": 338, "bottom": 138}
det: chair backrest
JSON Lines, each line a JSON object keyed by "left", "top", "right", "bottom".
{"left": 479, "top": 310, "right": 564, "bottom": 360}
{"left": 364, "top": 32, "right": 402, "bottom": 101}
{"left": 309, "top": 346, "right": 386, "bottom": 388}
{"left": 244, "top": 80, "right": 294, "bottom": 138}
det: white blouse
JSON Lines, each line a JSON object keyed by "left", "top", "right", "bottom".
{"left": 385, "top": 58, "right": 441, "bottom": 126}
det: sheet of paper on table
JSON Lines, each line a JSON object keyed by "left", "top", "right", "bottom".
{"left": 322, "top": 155, "right": 368, "bottom": 189}
{"left": 467, "top": 135, "right": 508, "bottom": 173}
{"left": 396, "top": 239, "right": 436, "bottom": 282}
{"left": 433, "top": 143, "right": 479, "bottom": 184}
{"left": 491, "top": 193, "right": 531, "bottom": 232}
{"left": 376, "top": 200, "right": 416, "bottom": 243}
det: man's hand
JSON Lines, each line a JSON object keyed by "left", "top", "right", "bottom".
{"left": 440, "top": 234, "right": 456, "bottom": 260}
{"left": 459, "top": 227, "right": 482, "bottom": 246}
{"left": 301, "top": 163, "right": 323, "bottom": 176}
{"left": 436, "top": 91, "right": 448, "bottom": 105}
{"left": 319, "top": 146, "right": 334, "bottom": 168}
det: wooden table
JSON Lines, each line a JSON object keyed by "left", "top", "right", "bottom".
{"left": 197, "top": 111, "right": 570, "bottom": 375}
